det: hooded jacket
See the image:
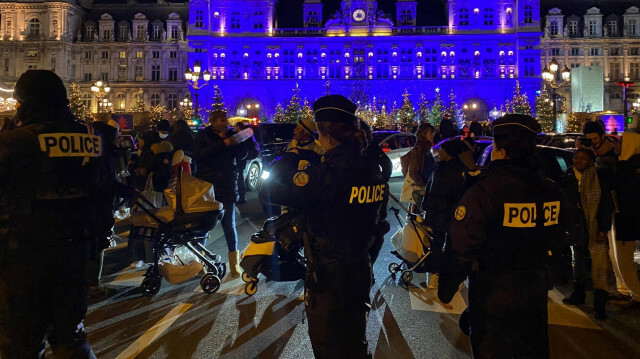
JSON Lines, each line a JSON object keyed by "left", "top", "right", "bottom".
{"left": 150, "top": 140, "right": 174, "bottom": 192}
{"left": 614, "top": 132, "right": 640, "bottom": 241}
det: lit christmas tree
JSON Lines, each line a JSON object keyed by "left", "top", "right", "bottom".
{"left": 374, "top": 105, "right": 389, "bottom": 129}
{"left": 283, "top": 83, "right": 303, "bottom": 123}
{"left": 504, "top": 81, "right": 532, "bottom": 116}
{"left": 397, "top": 89, "right": 416, "bottom": 131}
{"left": 131, "top": 88, "right": 146, "bottom": 113}
{"left": 389, "top": 101, "right": 400, "bottom": 129}
{"left": 565, "top": 113, "right": 583, "bottom": 133}
{"left": 301, "top": 97, "right": 314, "bottom": 122}
{"left": 323, "top": 80, "right": 331, "bottom": 96}
{"left": 357, "top": 104, "right": 375, "bottom": 126}
{"left": 429, "top": 88, "right": 444, "bottom": 127}
{"left": 209, "top": 84, "right": 225, "bottom": 112}
{"left": 417, "top": 93, "right": 430, "bottom": 123}
{"left": 179, "top": 97, "right": 194, "bottom": 120}
{"left": 535, "top": 92, "right": 554, "bottom": 132}
{"left": 149, "top": 105, "right": 166, "bottom": 124}
{"left": 273, "top": 103, "right": 285, "bottom": 123}
{"left": 68, "top": 82, "right": 91, "bottom": 122}
{"left": 444, "top": 89, "right": 463, "bottom": 129}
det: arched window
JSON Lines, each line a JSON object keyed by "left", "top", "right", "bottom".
{"left": 167, "top": 93, "right": 178, "bottom": 110}
{"left": 195, "top": 10, "right": 204, "bottom": 28}
{"left": 115, "top": 93, "right": 126, "bottom": 111}
{"left": 459, "top": 8, "right": 469, "bottom": 26}
{"left": 524, "top": 5, "right": 533, "bottom": 24}
{"left": 150, "top": 93, "right": 160, "bottom": 106}
{"left": 28, "top": 18, "right": 40, "bottom": 36}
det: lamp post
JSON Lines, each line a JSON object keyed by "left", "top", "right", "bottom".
{"left": 184, "top": 61, "right": 211, "bottom": 121}
{"left": 542, "top": 57, "right": 571, "bottom": 132}
{"left": 489, "top": 106, "right": 501, "bottom": 121}
{"left": 616, "top": 77, "right": 635, "bottom": 130}
{"left": 90, "top": 80, "right": 111, "bottom": 113}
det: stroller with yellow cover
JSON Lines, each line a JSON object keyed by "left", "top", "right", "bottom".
{"left": 129, "top": 170, "right": 225, "bottom": 297}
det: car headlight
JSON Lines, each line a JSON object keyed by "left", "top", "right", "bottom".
{"left": 261, "top": 170, "right": 270, "bottom": 180}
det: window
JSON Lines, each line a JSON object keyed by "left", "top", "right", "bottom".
{"left": 100, "top": 72, "right": 108, "bottom": 81}
{"left": 307, "top": 11, "right": 320, "bottom": 27}
{"left": 28, "top": 18, "right": 40, "bottom": 36}
{"left": 119, "top": 51, "right": 126, "bottom": 59}
{"left": 84, "top": 51, "right": 92, "bottom": 59}
{"left": 170, "top": 25, "right": 179, "bottom": 39}
{"left": 102, "top": 29, "right": 111, "bottom": 40}
{"left": 84, "top": 73, "right": 92, "bottom": 81}
{"left": 231, "top": 12, "right": 241, "bottom": 29}
{"left": 136, "top": 51, "right": 143, "bottom": 59}
{"left": 483, "top": 8, "right": 494, "bottom": 26}
{"left": 86, "top": 25, "right": 95, "bottom": 39}
{"left": 589, "top": 48, "right": 600, "bottom": 56}
{"left": 400, "top": 10, "right": 412, "bottom": 25}
{"left": 630, "top": 20, "right": 638, "bottom": 35}
{"left": 550, "top": 21, "right": 558, "bottom": 36}
{"left": 27, "top": 50, "right": 38, "bottom": 57}
{"left": 459, "top": 8, "right": 469, "bottom": 26}
{"left": 118, "top": 65, "right": 127, "bottom": 81}
{"left": 610, "top": 48, "right": 620, "bottom": 56}
{"left": 168, "top": 67, "right": 178, "bottom": 81}
{"left": 608, "top": 20, "right": 617, "bottom": 35}
{"left": 610, "top": 62, "right": 620, "bottom": 80}
{"left": 195, "top": 10, "right": 204, "bottom": 28}
{"left": 115, "top": 93, "right": 126, "bottom": 111}
{"left": 589, "top": 20, "right": 598, "bottom": 36}
{"left": 571, "top": 63, "right": 581, "bottom": 68}
{"left": 631, "top": 48, "right": 640, "bottom": 56}
{"left": 169, "top": 51, "right": 177, "bottom": 58}
{"left": 136, "top": 25, "right": 145, "bottom": 40}
{"left": 28, "top": 65, "right": 38, "bottom": 70}
{"left": 550, "top": 48, "right": 560, "bottom": 56}
{"left": 3, "top": 58, "right": 8, "bottom": 73}
{"left": 151, "top": 64, "right": 160, "bottom": 81}
{"left": 119, "top": 25, "right": 128, "bottom": 39}
{"left": 82, "top": 93, "right": 92, "bottom": 110}
{"left": 150, "top": 93, "right": 160, "bottom": 107}
{"left": 167, "top": 94, "right": 178, "bottom": 110}
{"left": 524, "top": 5, "right": 533, "bottom": 24}
{"left": 135, "top": 65, "right": 143, "bottom": 81}
{"left": 153, "top": 25, "right": 162, "bottom": 39}
{"left": 570, "top": 48, "right": 580, "bottom": 56}
{"left": 101, "top": 51, "right": 109, "bottom": 59}
{"left": 152, "top": 51, "right": 160, "bottom": 58}
{"left": 630, "top": 62, "right": 640, "bottom": 80}
{"left": 254, "top": 21, "right": 263, "bottom": 29}
{"left": 569, "top": 21, "right": 578, "bottom": 36}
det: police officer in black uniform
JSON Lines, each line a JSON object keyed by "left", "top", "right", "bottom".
{"left": 0, "top": 70, "right": 102, "bottom": 358}
{"left": 438, "top": 114, "right": 568, "bottom": 359}
{"left": 261, "top": 95, "right": 387, "bottom": 359}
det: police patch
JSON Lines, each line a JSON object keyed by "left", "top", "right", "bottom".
{"left": 293, "top": 171, "right": 310, "bottom": 187}
{"left": 38, "top": 133, "right": 102, "bottom": 158}
{"left": 454, "top": 206, "right": 466, "bottom": 221}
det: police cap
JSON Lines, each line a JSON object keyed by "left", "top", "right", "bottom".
{"left": 491, "top": 114, "right": 541, "bottom": 138}
{"left": 313, "top": 95, "right": 357, "bottom": 126}
{"left": 14, "top": 70, "right": 68, "bottom": 107}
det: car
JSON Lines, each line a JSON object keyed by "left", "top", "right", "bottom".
{"left": 476, "top": 144, "right": 574, "bottom": 183}
{"left": 432, "top": 135, "right": 493, "bottom": 162}
{"left": 372, "top": 131, "right": 415, "bottom": 177}
{"left": 538, "top": 132, "right": 620, "bottom": 150}
{"left": 245, "top": 123, "right": 296, "bottom": 191}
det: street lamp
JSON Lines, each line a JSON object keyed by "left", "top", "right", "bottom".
{"left": 541, "top": 57, "right": 571, "bottom": 132}
{"left": 616, "top": 77, "right": 635, "bottom": 129}
{"left": 91, "top": 79, "right": 111, "bottom": 113}
{"left": 489, "top": 106, "right": 501, "bottom": 120}
{"left": 184, "top": 61, "right": 211, "bottom": 121}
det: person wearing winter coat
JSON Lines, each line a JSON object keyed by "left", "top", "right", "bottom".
{"left": 193, "top": 110, "right": 257, "bottom": 277}
{"left": 167, "top": 119, "right": 195, "bottom": 154}
{"left": 403, "top": 123, "right": 436, "bottom": 213}
{"left": 439, "top": 115, "right": 457, "bottom": 139}
{"left": 469, "top": 116, "right": 483, "bottom": 137}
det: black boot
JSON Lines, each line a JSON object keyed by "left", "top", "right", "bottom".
{"left": 594, "top": 289, "right": 608, "bottom": 320}
{"left": 562, "top": 282, "right": 586, "bottom": 305}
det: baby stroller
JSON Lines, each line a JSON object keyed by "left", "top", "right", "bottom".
{"left": 129, "top": 169, "right": 226, "bottom": 297}
{"left": 387, "top": 194, "right": 434, "bottom": 284}
{"left": 239, "top": 211, "right": 306, "bottom": 296}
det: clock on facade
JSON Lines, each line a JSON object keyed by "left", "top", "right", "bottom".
{"left": 352, "top": 9, "right": 366, "bottom": 22}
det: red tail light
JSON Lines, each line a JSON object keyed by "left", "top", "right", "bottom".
{"left": 382, "top": 147, "right": 390, "bottom": 152}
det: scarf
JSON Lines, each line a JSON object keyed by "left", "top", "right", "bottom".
{"left": 580, "top": 165, "right": 600, "bottom": 247}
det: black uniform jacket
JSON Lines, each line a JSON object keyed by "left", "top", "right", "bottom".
{"left": 260, "top": 143, "right": 388, "bottom": 260}
{"left": 439, "top": 159, "right": 570, "bottom": 303}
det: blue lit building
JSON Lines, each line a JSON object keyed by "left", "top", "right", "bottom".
{"left": 187, "top": 0, "right": 543, "bottom": 122}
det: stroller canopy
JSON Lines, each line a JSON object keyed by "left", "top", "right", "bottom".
{"left": 165, "top": 171, "right": 223, "bottom": 214}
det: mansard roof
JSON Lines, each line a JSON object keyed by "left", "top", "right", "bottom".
{"left": 542, "top": 0, "right": 640, "bottom": 18}
{"left": 86, "top": 0, "right": 188, "bottom": 24}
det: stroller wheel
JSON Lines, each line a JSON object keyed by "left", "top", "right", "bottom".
{"left": 141, "top": 277, "right": 161, "bottom": 297}
{"left": 242, "top": 272, "right": 252, "bottom": 283}
{"left": 388, "top": 262, "right": 400, "bottom": 274}
{"left": 200, "top": 273, "right": 221, "bottom": 294}
{"left": 245, "top": 282, "right": 258, "bottom": 296}
{"left": 401, "top": 270, "right": 413, "bottom": 284}
{"left": 217, "top": 263, "right": 227, "bottom": 279}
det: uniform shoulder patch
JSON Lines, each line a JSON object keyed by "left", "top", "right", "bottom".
{"left": 454, "top": 205, "right": 466, "bottom": 221}
{"left": 293, "top": 171, "right": 310, "bottom": 187}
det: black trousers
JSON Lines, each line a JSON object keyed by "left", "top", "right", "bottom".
{"left": 468, "top": 270, "right": 549, "bottom": 359}
{"left": 0, "top": 240, "right": 96, "bottom": 359}
{"left": 306, "top": 258, "right": 372, "bottom": 359}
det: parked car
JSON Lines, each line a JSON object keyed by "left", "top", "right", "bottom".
{"left": 372, "top": 131, "right": 415, "bottom": 177}
{"left": 245, "top": 123, "right": 296, "bottom": 191}
{"left": 432, "top": 135, "right": 493, "bottom": 162}
{"left": 477, "top": 144, "right": 574, "bottom": 182}
{"left": 538, "top": 132, "right": 620, "bottom": 150}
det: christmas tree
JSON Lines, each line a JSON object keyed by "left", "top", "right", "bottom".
{"left": 68, "top": 83, "right": 91, "bottom": 122}
{"left": 210, "top": 84, "right": 225, "bottom": 112}
{"left": 283, "top": 83, "right": 302, "bottom": 123}
{"left": 358, "top": 104, "right": 375, "bottom": 126}
{"left": 535, "top": 92, "right": 554, "bottom": 132}
{"left": 374, "top": 105, "right": 389, "bottom": 129}
{"left": 444, "top": 89, "right": 463, "bottom": 129}
{"left": 301, "top": 98, "right": 314, "bottom": 122}
{"left": 504, "top": 81, "right": 532, "bottom": 116}
{"left": 149, "top": 105, "right": 166, "bottom": 124}
{"left": 417, "top": 93, "right": 430, "bottom": 123}
{"left": 397, "top": 89, "right": 416, "bottom": 131}
{"left": 389, "top": 101, "right": 399, "bottom": 129}
{"left": 131, "top": 88, "right": 146, "bottom": 113}
{"left": 428, "top": 88, "right": 444, "bottom": 127}
{"left": 273, "top": 103, "right": 285, "bottom": 123}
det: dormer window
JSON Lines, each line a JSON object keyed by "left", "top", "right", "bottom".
{"left": 569, "top": 20, "right": 578, "bottom": 35}
{"left": 608, "top": 20, "right": 617, "bottom": 35}
{"left": 589, "top": 20, "right": 598, "bottom": 35}
{"left": 550, "top": 21, "right": 558, "bottom": 36}
{"left": 136, "top": 25, "right": 145, "bottom": 40}
{"left": 170, "top": 25, "right": 179, "bottom": 39}
{"left": 400, "top": 10, "right": 412, "bottom": 25}
{"left": 119, "top": 25, "right": 128, "bottom": 39}
{"left": 307, "top": 11, "right": 319, "bottom": 27}
{"left": 86, "top": 25, "right": 95, "bottom": 39}
{"left": 153, "top": 25, "right": 162, "bottom": 39}
{"left": 102, "top": 29, "right": 111, "bottom": 40}
{"left": 28, "top": 18, "right": 40, "bottom": 36}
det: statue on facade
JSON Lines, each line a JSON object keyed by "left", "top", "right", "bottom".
{"left": 624, "top": 23, "right": 628, "bottom": 36}
{"left": 128, "top": 31, "right": 132, "bottom": 41}
{"left": 76, "top": 29, "right": 82, "bottom": 41}
{"left": 179, "top": 29, "right": 184, "bottom": 41}
{"left": 563, "top": 24, "right": 569, "bottom": 37}
{"left": 94, "top": 31, "right": 98, "bottom": 41}
{"left": 544, "top": 23, "right": 550, "bottom": 38}
{"left": 604, "top": 25, "right": 608, "bottom": 37}
{"left": 584, "top": 26, "right": 589, "bottom": 37}
{"left": 162, "top": 29, "right": 167, "bottom": 41}
{"left": 145, "top": 30, "right": 149, "bottom": 41}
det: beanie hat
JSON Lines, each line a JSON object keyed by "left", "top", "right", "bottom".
{"left": 14, "top": 70, "right": 68, "bottom": 107}
{"left": 298, "top": 117, "right": 317, "bottom": 135}
{"left": 157, "top": 119, "right": 171, "bottom": 132}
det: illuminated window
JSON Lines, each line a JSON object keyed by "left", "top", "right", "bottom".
{"left": 136, "top": 51, "right": 143, "bottom": 59}
{"left": 28, "top": 18, "right": 40, "bottom": 36}
{"left": 119, "top": 51, "right": 126, "bottom": 59}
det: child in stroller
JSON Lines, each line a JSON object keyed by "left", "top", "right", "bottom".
{"left": 129, "top": 169, "right": 226, "bottom": 297}
{"left": 239, "top": 211, "right": 306, "bottom": 296}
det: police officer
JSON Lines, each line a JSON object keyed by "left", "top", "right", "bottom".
{"left": 261, "top": 95, "right": 387, "bottom": 358}
{"left": 0, "top": 70, "right": 102, "bottom": 358}
{"left": 438, "top": 114, "right": 568, "bottom": 358}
